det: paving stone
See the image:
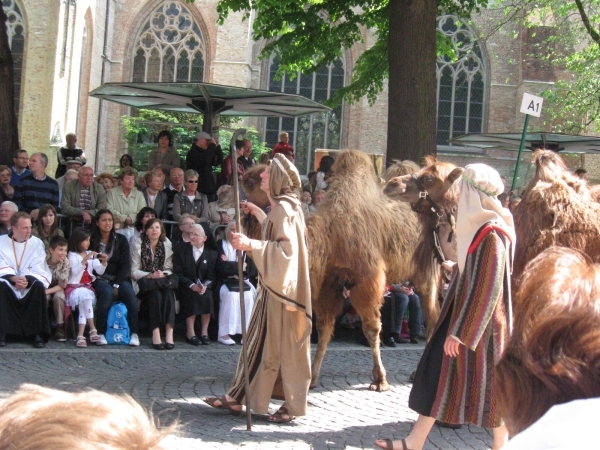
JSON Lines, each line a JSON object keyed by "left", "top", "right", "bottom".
{"left": 0, "top": 336, "right": 495, "bottom": 449}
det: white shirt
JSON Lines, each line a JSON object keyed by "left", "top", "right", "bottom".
{"left": 192, "top": 244, "right": 204, "bottom": 262}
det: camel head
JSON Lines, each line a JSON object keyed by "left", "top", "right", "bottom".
{"left": 383, "top": 156, "right": 463, "bottom": 209}
{"left": 241, "top": 164, "right": 269, "bottom": 208}
{"left": 382, "top": 159, "right": 421, "bottom": 183}
{"left": 521, "top": 149, "right": 588, "bottom": 197}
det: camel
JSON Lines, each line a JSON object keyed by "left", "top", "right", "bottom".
{"left": 240, "top": 151, "right": 423, "bottom": 391}
{"left": 511, "top": 149, "right": 600, "bottom": 283}
{"left": 384, "top": 149, "right": 600, "bottom": 295}
{"left": 383, "top": 156, "right": 464, "bottom": 332}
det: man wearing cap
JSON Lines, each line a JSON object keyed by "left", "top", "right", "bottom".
{"left": 55, "top": 133, "right": 87, "bottom": 178}
{"left": 186, "top": 131, "right": 223, "bottom": 202}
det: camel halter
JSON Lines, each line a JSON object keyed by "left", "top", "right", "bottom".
{"left": 409, "top": 173, "right": 455, "bottom": 264}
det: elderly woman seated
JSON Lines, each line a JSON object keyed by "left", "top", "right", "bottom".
{"left": 0, "top": 201, "right": 18, "bottom": 235}
{"left": 207, "top": 185, "right": 236, "bottom": 230}
{"left": 215, "top": 222, "right": 257, "bottom": 345}
{"left": 496, "top": 247, "right": 600, "bottom": 449}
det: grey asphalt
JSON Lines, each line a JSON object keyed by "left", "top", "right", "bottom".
{"left": 0, "top": 334, "right": 494, "bottom": 449}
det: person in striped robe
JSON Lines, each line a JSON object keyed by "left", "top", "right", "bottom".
{"left": 376, "top": 163, "right": 515, "bottom": 450}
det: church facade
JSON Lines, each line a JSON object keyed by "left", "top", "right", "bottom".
{"left": 5, "top": 0, "right": 590, "bottom": 182}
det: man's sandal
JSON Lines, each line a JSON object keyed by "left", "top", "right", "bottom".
{"left": 267, "top": 406, "right": 294, "bottom": 423}
{"left": 202, "top": 396, "right": 242, "bottom": 415}
{"left": 76, "top": 336, "right": 87, "bottom": 348}
{"left": 374, "top": 438, "right": 411, "bottom": 450}
{"left": 89, "top": 329, "right": 101, "bottom": 342}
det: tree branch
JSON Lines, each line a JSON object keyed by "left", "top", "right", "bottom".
{"left": 575, "top": 0, "right": 600, "bottom": 44}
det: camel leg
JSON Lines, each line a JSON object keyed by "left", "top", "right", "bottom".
{"left": 310, "top": 281, "right": 344, "bottom": 389}
{"left": 350, "top": 268, "right": 389, "bottom": 392}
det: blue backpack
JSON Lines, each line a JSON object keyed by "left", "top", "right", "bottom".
{"left": 106, "top": 302, "right": 130, "bottom": 345}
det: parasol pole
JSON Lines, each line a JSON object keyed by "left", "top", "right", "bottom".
{"left": 229, "top": 128, "right": 252, "bottom": 430}
{"left": 511, "top": 114, "right": 529, "bottom": 192}
{"left": 512, "top": 93, "right": 543, "bottom": 192}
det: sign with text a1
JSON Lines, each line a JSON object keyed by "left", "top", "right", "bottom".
{"left": 520, "top": 93, "right": 544, "bottom": 117}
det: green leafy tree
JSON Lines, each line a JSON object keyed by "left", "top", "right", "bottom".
{"left": 213, "top": 0, "right": 489, "bottom": 164}
{"left": 528, "top": 0, "right": 600, "bottom": 134}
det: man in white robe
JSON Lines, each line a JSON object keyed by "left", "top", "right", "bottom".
{"left": 0, "top": 212, "right": 51, "bottom": 348}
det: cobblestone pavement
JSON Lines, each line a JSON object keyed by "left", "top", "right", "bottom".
{"left": 0, "top": 335, "right": 493, "bottom": 449}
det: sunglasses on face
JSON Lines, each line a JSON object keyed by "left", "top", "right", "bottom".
{"left": 186, "top": 180, "right": 199, "bottom": 183}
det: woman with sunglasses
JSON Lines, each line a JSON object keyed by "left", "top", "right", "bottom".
{"left": 172, "top": 170, "right": 209, "bottom": 223}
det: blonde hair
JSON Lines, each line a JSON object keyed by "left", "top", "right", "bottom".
{"left": 0, "top": 384, "right": 176, "bottom": 449}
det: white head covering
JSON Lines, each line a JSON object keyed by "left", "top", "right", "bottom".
{"left": 456, "top": 163, "right": 515, "bottom": 273}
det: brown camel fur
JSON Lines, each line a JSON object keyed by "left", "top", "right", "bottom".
{"left": 383, "top": 156, "right": 464, "bottom": 335}
{"left": 512, "top": 150, "right": 600, "bottom": 284}
{"left": 240, "top": 151, "right": 422, "bottom": 391}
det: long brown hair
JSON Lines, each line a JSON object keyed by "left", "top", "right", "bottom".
{"left": 37, "top": 204, "right": 59, "bottom": 238}
{"left": 495, "top": 247, "right": 600, "bottom": 437}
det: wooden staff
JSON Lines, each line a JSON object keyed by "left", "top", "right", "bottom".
{"left": 229, "top": 128, "right": 252, "bottom": 430}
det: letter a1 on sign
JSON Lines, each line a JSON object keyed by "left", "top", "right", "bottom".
{"left": 520, "top": 93, "right": 544, "bottom": 117}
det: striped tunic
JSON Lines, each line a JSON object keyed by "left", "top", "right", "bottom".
{"left": 409, "top": 225, "right": 512, "bottom": 428}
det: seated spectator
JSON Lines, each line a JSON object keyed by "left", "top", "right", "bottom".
{"left": 315, "top": 155, "right": 334, "bottom": 190}
{"left": 0, "top": 165, "right": 14, "bottom": 199}
{"left": 216, "top": 222, "right": 257, "bottom": 345}
{"left": 172, "top": 169, "right": 209, "bottom": 223}
{"left": 0, "top": 201, "right": 18, "bottom": 235}
{"left": 381, "top": 282, "right": 423, "bottom": 346}
{"left": 147, "top": 130, "right": 181, "bottom": 177}
{"left": 300, "top": 190, "right": 312, "bottom": 217}
{"left": 61, "top": 166, "right": 107, "bottom": 227}
{"left": 163, "top": 167, "right": 184, "bottom": 220}
{"left": 258, "top": 152, "right": 270, "bottom": 165}
{"left": 66, "top": 228, "right": 107, "bottom": 348}
{"left": 0, "top": 384, "right": 175, "bottom": 448}
{"left": 171, "top": 213, "right": 198, "bottom": 246}
{"left": 142, "top": 169, "right": 167, "bottom": 220}
{"left": 106, "top": 167, "right": 147, "bottom": 240}
{"left": 13, "top": 152, "right": 59, "bottom": 221}
{"left": 113, "top": 154, "right": 138, "bottom": 180}
{"left": 56, "top": 161, "right": 82, "bottom": 191}
{"left": 496, "top": 247, "right": 600, "bottom": 448}
{"left": 271, "top": 131, "right": 295, "bottom": 161}
{"left": 90, "top": 209, "right": 140, "bottom": 347}
{"left": 207, "top": 185, "right": 235, "bottom": 229}
{"left": 129, "top": 206, "right": 158, "bottom": 250}
{"left": 137, "top": 172, "right": 147, "bottom": 190}
{"left": 96, "top": 172, "right": 115, "bottom": 192}
{"left": 9, "top": 149, "right": 30, "bottom": 187}
{"left": 0, "top": 212, "right": 51, "bottom": 348}
{"left": 173, "top": 224, "right": 217, "bottom": 346}
{"left": 221, "top": 140, "right": 244, "bottom": 186}
{"left": 309, "top": 189, "right": 326, "bottom": 213}
{"left": 131, "top": 218, "right": 176, "bottom": 350}
{"left": 45, "top": 235, "right": 70, "bottom": 342}
{"left": 304, "top": 170, "right": 317, "bottom": 193}
{"left": 32, "top": 204, "right": 64, "bottom": 251}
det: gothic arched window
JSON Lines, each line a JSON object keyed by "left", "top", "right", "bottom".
{"left": 266, "top": 59, "right": 344, "bottom": 175}
{"left": 3, "top": 0, "right": 26, "bottom": 118}
{"left": 132, "top": 2, "right": 205, "bottom": 83}
{"left": 436, "top": 15, "right": 486, "bottom": 146}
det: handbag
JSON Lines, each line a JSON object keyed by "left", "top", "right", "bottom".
{"left": 137, "top": 274, "right": 179, "bottom": 294}
{"left": 224, "top": 278, "right": 252, "bottom": 292}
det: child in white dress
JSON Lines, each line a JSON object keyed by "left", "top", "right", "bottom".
{"left": 66, "top": 228, "right": 107, "bottom": 347}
